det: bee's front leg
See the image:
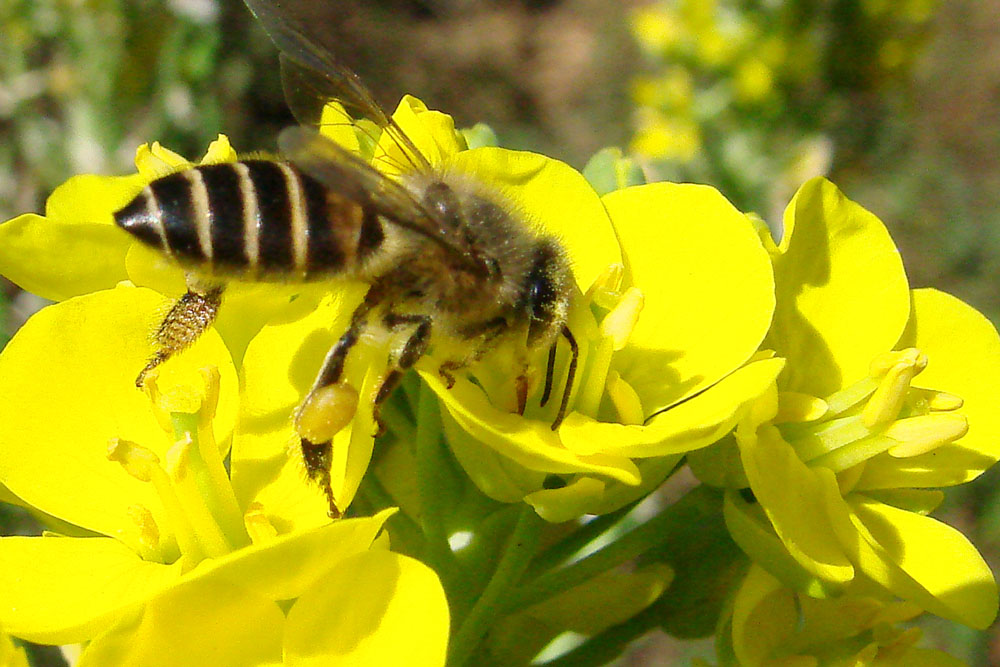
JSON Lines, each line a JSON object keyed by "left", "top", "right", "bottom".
{"left": 136, "top": 283, "right": 225, "bottom": 387}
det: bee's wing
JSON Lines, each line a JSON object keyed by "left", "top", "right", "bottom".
{"left": 243, "top": 0, "right": 430, "bottom": 173}
{"left": 279, "top": 127, "right": 474, "bottom": 265}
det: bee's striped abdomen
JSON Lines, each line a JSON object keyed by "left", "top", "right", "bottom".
{"left": 114, "top": 159, "right": 381, "bottom": 280}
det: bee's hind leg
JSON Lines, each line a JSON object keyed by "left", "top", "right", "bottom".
{"left": 295, "top": 281, "right": 391, "bottom": 519}
{"left": 136, "top": 283, "right": 225, "bottom": 388}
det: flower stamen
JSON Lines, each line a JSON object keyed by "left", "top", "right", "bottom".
{"left": 607, "top": 371, "right": 645, "bottom": 425}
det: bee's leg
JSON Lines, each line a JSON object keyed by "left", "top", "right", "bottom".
{"left": 549, "top": 326, "right": 579, "bottom": 430}
{"left": 373, "top": 312, "right": 433, "bottom": 431}
{"left": 295, "top": 282, "right": 390, "bottom": 519}
{"left": 136, "top": 284, "right": 225, "bottom": 388}
{"left": 437, "top": 316, "right": 509, "bottom": 389}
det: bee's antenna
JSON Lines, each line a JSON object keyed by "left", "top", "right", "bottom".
{"left": 550, "top": 326, "right": 578, "bottom": 430}
{"left": 540, "top": 344, "right": 558, "bottom": 407}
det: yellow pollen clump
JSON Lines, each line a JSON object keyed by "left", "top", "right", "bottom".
{"left": 295, "top": 382, "right": 360, "bottom": 444}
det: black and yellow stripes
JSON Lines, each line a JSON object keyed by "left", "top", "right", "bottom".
{"left": 114, "top": 159, "right": 376, "bottom": 279}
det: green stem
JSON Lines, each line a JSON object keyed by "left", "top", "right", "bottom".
{"left": 539, "top": 597, "right": 662, "bottom": 667}
{"left": 362, "top": 471, "right": 424, "bottom": 554}
{"left": 505, "top": 487, "right": 712, "bottom": 614}
{"left": 526, "top": 500, "right": 638, "bottom": 579}
{"left": 415, "top": 385, "right": 458, "bottom": 575}
{"left": 448, "top": 505, "right": 543, "bottom": 666}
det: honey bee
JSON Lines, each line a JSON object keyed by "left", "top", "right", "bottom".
{"left": 113, "top": 0, "right": 578, "bottom": 518}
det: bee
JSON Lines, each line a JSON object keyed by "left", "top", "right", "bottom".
{"left": 113, "top": 0, "right": 578, "bottom": 519}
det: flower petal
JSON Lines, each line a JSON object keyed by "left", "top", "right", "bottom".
{"left": 375, "top": 95, "right": 466, "bottom": 173}
{"left": 44, "top": 173, "right": 146, "bottom": 225}
{"left": 0, "top": 214, "right": 132, "bottom": 301}
{"left": 730, "top": 565, "right": 798, "bottom": 667}
{"left": 848, "top": 497, "right": 997, "bottom": 629}
{"left": 429, "top": 372, "right": 642, "bottom": 486}
{"left": 603, "top": 183, "right": 775, "bottom": 412}
{"left": 0, "top": 286, "right": 238, "bottom": 550}
{"left": 77, "top": 578, "right": 284, "bottom": 667}
{"left": 445, "top": 147, "right": 622, "bottom": 293}
{"left": 561, "top": 357, "right": 784, "bottom": 458}
{"left": 737, "top": 424, "right": 855, "bottom": 584}
{"left": 284, "top": 550, "right": 449, "bottom": 667}
{"left": 870, "top": 288, "right": 1000, "bottom": 485}
{"left": 0, "top": 536, "right": 180, "bottom": 644}
{"left": 189, "top": 511, "right": 394, "bottom": 602}
{"left": 771, "top": 178, "right": 910, "bottom": 397}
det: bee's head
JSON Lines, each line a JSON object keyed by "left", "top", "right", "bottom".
{"left": 522, "top": 240, "right": 572, "bottom": 347}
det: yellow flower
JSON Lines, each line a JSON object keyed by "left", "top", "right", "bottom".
{"left": 426, "top": 178, "right": 782, "bottom": 521}
{"left": 0, "top": 286, "right": 449, "bottom": 665}
{"left": 725, "top": 564, "right": 966, "bottom": 667}
{"left": 696, "top": 178, "right": 1000, "bottom": 629}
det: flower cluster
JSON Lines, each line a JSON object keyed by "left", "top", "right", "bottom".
{"left": 0, "top": 94, "right": 996, "bottom": 665}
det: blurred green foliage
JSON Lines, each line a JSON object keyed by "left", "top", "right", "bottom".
{"left": 629, "top": 0, "right": 937, "bottom": 219}
{"left": 0, "top": 0, "right": 288, "bottom": 222}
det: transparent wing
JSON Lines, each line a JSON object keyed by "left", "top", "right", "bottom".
{"left": 243, "top": 0, "right": 430, "bottom": 174}
{"left": 278, "top": 127, "right": 474, "bottom": 265}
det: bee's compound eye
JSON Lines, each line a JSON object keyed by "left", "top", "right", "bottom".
{"left": 526, "top": 272, "right": 559, "bottom": 344}
{"left": 295, "top": 382, "right": 359, "bottom": 443}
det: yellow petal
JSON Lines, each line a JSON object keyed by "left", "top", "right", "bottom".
{"left": 428, "top": 372, "right": 642, "bottom": 486}
{"left": 0, "top": 536, "right": 181, "bottom": 644}
{"left": 771, "top": 178, "right": 910, "bottom": 397}
{"left": 188, "top": 511, "right": 395, "bottom": 602}
{"left": 199, "top": 135, "right": 238, "bottom": 164}
{"left": 374, "top": 95, "right": 465, "bottom": 173}
{"left": 77, "top": 579, "right": 284, "bottom": 667}
{"left": 603, "top": 183, "right": 775, "bottom": 413}
{"left": 0, "top": 286, "right": 237, "bottom": 551}
{"left": 440, "top": 411, "right": 547, "bottom": 503}
{"left": 44, "top": 173, "right": 146, "bottom": 224}
{"left": 284, "top": 550, "right": 449, "bottom": 667}
{"left": 737, "top": 424, "right": 855, "bottom": 584}
{"left": 849, "top": 497, "right": 997, "bottom": 629}
{"left": 524, "top": 477, "right": 607, "bottom": 522}
{"left": 560, "top": 357, "right": 784, "bottom": 458}
{"left": 0, "top": 214, "right": 132, "bottom": 301}
{"left": 731, "top": 565, "right": 798, "bottom": 667}
{"left": 445, "top": 147, "right": 622, "bottom": 294}
{"left": 890, "top": 288, "right": 1000, "bottom": 479}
